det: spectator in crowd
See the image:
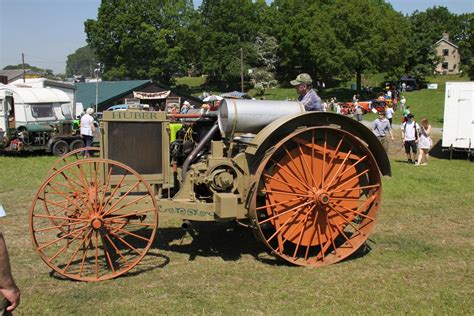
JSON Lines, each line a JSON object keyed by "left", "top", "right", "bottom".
{"left": 385, "top": 104, "right": 394, "bottom": 127}
{"left": 290, "top": 73, "right": 323, "bottom": 111}
{"left": 416, "top": 118, "right": 432, "bottom": 166}
{"left": 400, "top": 95, "right": 406, "bottom": 113}
{"left": 402, "top": 105, "right": 410, "bottom": 123}
{"left": 142, "top": 104, "right": 150, "bottom": 111}
{"left": 80, "top": 107, "right": 96, "bottom": 157}
{"left": 0, "top": 232, "right": 21, "bottom": 314}
{"left": 373, "top": 111, "right": 394, "bottom": 153}
{"left": 401, "top": 113, "right": 419, "bottom": 164}
{"left": 322, "top": 100, "right": 328, "bottom": 112}
{"left": 401, "top": 82, "right": 407, "bottom": 92}
{"left": 200, "top": 103, "right": 210, "bottom": 115}
{"left": 354, "top": 100, "right": 363, "bottom": 122}
{"left": 180, "top": 101, "right": 190, "bottom": 114}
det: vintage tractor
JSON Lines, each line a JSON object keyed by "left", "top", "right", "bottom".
{"left": 29, "top": 99, "right": 390, "bottom": 282}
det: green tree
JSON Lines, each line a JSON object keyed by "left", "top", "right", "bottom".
{"left": 327, "top": 0, "right": 410, "bottom": 91}
{"left": 65, "top": 45, "right": 98, "bottom": 77}
{"left": 85, "top": 0, "right": 194, "bottom": 85}
{"left": 456, "top": 13, "right": 474, "bottom": 79}
{"left": 197, "top": 0, "right": 267, "bottom": 89}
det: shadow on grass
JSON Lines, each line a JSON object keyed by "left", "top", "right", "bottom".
{"left": 151, "top": 221, "right": 374, "bottom": 267}
{"left": 429, "top": 140, "right": 473, "bottom": 161}
{"left": 151, "top": 221, "right": 291, "bottom": 266}
{"left": 0, "top": 150, "right": 50, "bottom": 158}
{"left": 48, "top": 252, "right": 171, "bottom": 282}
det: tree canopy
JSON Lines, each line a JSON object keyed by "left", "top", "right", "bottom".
{"left": 85, "top": 0, "right": 195, "bottom": 85}
{"left": 80, "top": 0, "right": 471, "bottom": 88}
{"left": 65, "top": 45, "right": 98, "bottom": 78}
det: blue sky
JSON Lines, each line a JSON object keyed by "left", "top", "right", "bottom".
{"left": 1, "top": 0, "right": 472, "bottom": 74}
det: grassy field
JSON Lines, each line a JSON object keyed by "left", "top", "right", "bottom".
{"left": 0, "top": 125, "right": 473, "bottom": 314}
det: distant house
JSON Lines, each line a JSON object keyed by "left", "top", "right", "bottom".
{"left": 0, "top": 69, "right": 43, "bottom": 83}
{"left": 434, "top": 32, "right": 461, "bottom": 74}
{"left": 75, "top": 80, "right": 202, "bottom": 112}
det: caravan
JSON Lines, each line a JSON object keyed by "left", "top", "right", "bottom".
{"left": 0, "top": 84, "right": 83, "bottom": 155}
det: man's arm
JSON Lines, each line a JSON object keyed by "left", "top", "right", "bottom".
{"left": 0, "top": 233, "right": 20, "bottom": 312}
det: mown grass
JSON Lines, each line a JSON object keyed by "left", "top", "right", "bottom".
{"left": 0, "top": 128, "right": 473, "bottom": 314}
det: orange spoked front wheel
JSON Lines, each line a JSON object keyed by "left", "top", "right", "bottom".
{"left": 250, "top": 127, "right": 382, "bottom": 267}
{"left": 30, "top": 158, "right": 158, "bottom": 282}
{"left": 48, "top": 147, "right": 100, "bottom": 176}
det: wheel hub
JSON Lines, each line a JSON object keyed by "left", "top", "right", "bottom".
{"left": 311, "top": 189, "right": 330, "bottom": 206}
{"left": 91, "top": 217, "right": 103, "bottom": 229}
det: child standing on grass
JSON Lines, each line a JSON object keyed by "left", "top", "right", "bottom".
{"left": 416, "top": 118, "right": 432, "bottom": 166}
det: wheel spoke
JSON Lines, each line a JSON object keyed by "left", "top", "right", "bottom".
{"left": 97, "top": 170, "right": 130, "bottom": 214}
{"left": 265, "top": 204, "right": 309, "bottom": 244}
{"left": 263, "top": 174, "right": 307, "bottom": 193}
{"left": 262, "top": 189, "right": 311, "bottom": 198}
{"left": 270, "top": 159, "right": 312, "bottom": 191}
{"left": 63, "top": 228, "right": 93, "bottom": 273}
{"left": 324, "top": 149, "right": 352, "bottom": 190}
{"left": 100, "top": 181, "right": 142, "bottom": 217}
{"left": 331, "top": 184, "right": 380, "bottom": 194}
{"left": 283, "top": 145, "right": 310, "bottom": 187}
{"left": 37, "top": 225, "right": 89, "bottom": 251}
{"left": 255, "top": 197, "right": 302, "bottom": 211}
{"left": 295, "top": 141, "right": 317, "bottom": 189}
{"left": 329, "top": 168, "right": 369, "bottom": 192}
{"left": 327, "top": 204, "right": 363, "bottom": 236}
{"left": 102, "top": 194, "right": 149, "bottom": 217}
{"left": 258, "top": 200, "right": 313, "bottom": 225}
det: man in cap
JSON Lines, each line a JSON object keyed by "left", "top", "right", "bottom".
{"left": 290, "top": 73, "right": 323, "bottom": 111}
{"left": 401, "top": 113, "right": 420, "bottom": 164}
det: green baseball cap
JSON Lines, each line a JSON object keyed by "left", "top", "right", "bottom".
{"left": 290, "top": 73, "right": 312, "bottom": 86}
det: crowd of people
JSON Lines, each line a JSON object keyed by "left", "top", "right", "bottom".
{"left": 290, "top": 73, "right": 433, "bottom": 166}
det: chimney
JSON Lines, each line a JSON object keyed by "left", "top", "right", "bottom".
{"left": 442, "top": 32, "right": 449, "bottom": 41}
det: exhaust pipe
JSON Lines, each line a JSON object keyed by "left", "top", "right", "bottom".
{"left": 181, "top": 220, "right": 192, "bottom": 230}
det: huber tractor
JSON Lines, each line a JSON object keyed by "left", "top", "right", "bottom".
{"left": 29, "top": 99, "right": 390, "bottom": 281}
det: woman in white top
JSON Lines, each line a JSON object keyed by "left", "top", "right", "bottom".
{"left": 80, "top": 108, "right": 96, "bottom": 157}
{"left": 416, "top": 118, "right": 432, "bottom": 166}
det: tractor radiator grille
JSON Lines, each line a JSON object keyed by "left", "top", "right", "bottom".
{"left": 107, "top": 122, "right": 163, "bottom": 175}
{"left": 61, "top": 122, "right": 72, "bottom": 135}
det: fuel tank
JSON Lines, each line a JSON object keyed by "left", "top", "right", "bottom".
{"left": 218, "top": 99, "right": 305, "bottom": 134}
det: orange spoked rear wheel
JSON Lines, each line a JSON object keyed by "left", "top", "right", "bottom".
{"left": 250, "top": 127, "right": 381, "bottom": 266}
{"left": 30, "top": 158, "right": 158, "bottom": 281}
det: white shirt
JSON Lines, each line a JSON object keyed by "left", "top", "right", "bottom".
{"left": 80, "top": 114, "right": 95, "bottom": 136}
{"left": 401, "top": 121, "right": 420, "bottom": 141}
{"left": 386, "top": 107, "right": 394, "bottom": 119}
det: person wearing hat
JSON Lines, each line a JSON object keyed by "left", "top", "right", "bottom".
{"left": 180, "top": 101, "right": 190, "bottom": 114}
{"left": 372, "top": 111, "right": 394, "bottom": 153}
{"left": 401, "top": 113, "right": 420, "bottom": 164}
{"left": 142, "top": 104, "right": 150, "bottom": 111}
{"left": 290, "top": 73, "right": 322, "bottom": 111}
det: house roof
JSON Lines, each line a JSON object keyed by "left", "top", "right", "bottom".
{"left": 435, "top": 38, "right": 458, "bottom": 49}
{"left": 0, "top": 69, "right": 41, "bottom": 82}
{"left": 76, "top": 80, "right": 151, "bottom": 108}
